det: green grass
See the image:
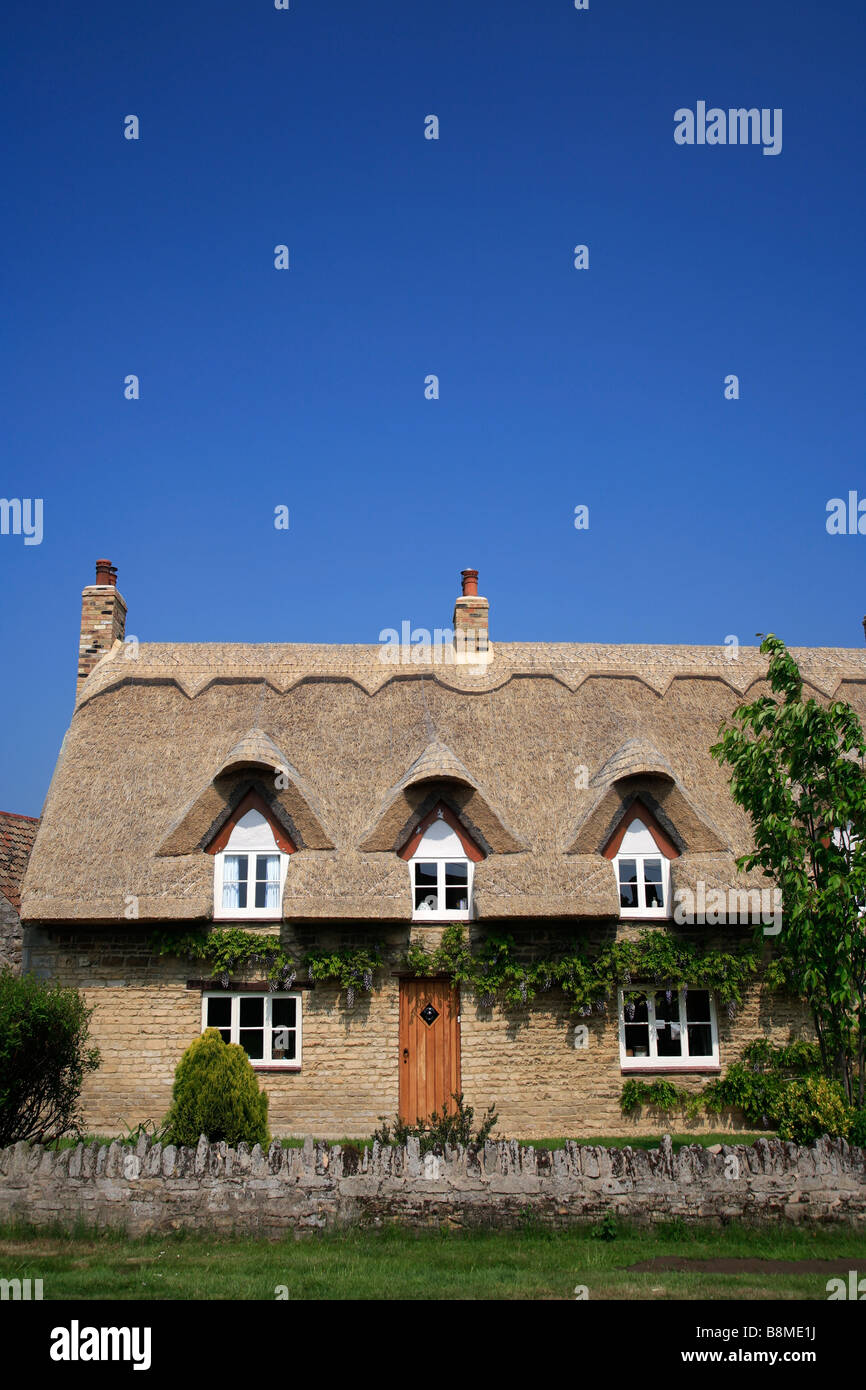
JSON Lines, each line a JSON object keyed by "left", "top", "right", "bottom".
{"left": 0, "top": 1220, "right": 863, "bottom": 1300}
{"left": 48, "top": 1131, "right": 773, "bottom": 1153}
{"left": 518, "top": 1133, "right": 772, "bottom": 1152}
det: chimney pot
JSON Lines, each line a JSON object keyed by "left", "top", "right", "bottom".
{"left": 461, "top": 568, "right": 479, "bottom": 597}
{"left": 95, "top": 558, "right": 116, "bottom": 587}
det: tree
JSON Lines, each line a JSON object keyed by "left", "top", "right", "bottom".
{"left": 711, "top": 635, "right": 866, "bottom": 1107}
{"left": 163, "top": 1028, "right": 270, "bottom": 1148}
{"left": 0, "top": 969, "right": 100, "bottom": 1145}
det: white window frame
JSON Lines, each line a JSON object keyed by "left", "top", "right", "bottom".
{"left": 213, "top": 818, "right": 289, "bottom": 922}
{"left": 410, "top": 858, "right": 474, "bottom": 921}
{"left": 202, "top": 991, "right": 301, "bottom": 1070}
{"left": 618, "top": 985, "right": 719, "bottom": 1070}
{"left": 614, "top": 850, "right": 671, "bottom": 918}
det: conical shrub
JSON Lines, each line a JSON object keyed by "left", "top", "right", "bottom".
{"left": 164, "top": 1028, "right": 270, "bottom": 1148}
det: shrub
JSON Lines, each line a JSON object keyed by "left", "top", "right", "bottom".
{"left": 373, "top": 1092, "right": 498, "bottom": 1155}
{"left": 850, "top": 1109, "right": 866, "bottom": 1149}
{"left": 163, "top": 1029, "right": 270, "bottom": 1148}
{"left": 773, "top": 1076, "right": 853, "bottom": 1143}
{"left": 0, "top": 969, "right": 100, "bottom": 1146}
{"left": 702, "top": 1039, "right": 823, "bottom": 1130}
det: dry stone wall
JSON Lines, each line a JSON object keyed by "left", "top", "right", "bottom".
{"left": 1, "top": 1134, "right": 864, "bottom": 1235}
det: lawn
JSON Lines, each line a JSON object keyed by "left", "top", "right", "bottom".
{"left": 1, "top": 1220, "right": 864, "bottom": 1300}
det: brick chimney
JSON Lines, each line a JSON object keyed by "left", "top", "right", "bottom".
{"left": 452, "top": 568, "right": 490, "bottom": 662}
{"left": 77, "top": 558, "right": 127, "bottom": 697}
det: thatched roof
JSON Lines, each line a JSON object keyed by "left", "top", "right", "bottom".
{"left": 20, "top": 640, "right": 866, "bottom": 925}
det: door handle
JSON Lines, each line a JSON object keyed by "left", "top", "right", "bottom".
{"left": 402, "top": 1048, "right": 409, "bottom": 1063}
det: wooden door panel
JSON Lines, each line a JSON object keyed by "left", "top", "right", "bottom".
{"left": 399, "top": 979, "right": 460, "bottom": 1123}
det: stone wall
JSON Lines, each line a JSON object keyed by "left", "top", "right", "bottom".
{"left": 0, "top": 893, "right": 22, "bottom": 974}
{"left": 1, "top": 1134, "right": 864, "bottom": 1235}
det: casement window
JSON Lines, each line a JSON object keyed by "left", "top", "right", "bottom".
{"left": 412, "top": 856, "right": 472, "bottom": 918}
{"left": 612, "top": 818, "right": 672, "bottom": 918}
{"left": 404, "top": 807, "right": 477, "bottom": 921}
{"left": 202, "top": 992, "right": 301, "bottom": 1069}
{"left": 619, "top": 986, "right": 718, "bottom": 1069}
{"left": 213, "top": 808, "right": 289, "bottom": 920}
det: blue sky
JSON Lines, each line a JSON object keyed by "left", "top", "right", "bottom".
{"left": 1, "top": 0, "right": 864, "bottom": 814}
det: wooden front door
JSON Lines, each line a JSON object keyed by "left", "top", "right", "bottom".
{"left": 399, "top": 978, "right": 461, "bottom": 1124}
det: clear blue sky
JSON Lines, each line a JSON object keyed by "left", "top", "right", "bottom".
{"left": 1, "top": 0, "right": 864, "bottom": 814}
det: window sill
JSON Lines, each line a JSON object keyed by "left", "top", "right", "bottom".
{"left": 252, "top": 1064, "right": 301, "bottom": 1073}
{"left": 621, "top": 1065, "right": 721, "bottom": 1075}
{"left": 411, "top": 915, "right": 472, "bottom": 924}
{"left": 619, "top": 912, "right": 671, "bottom": 922}
{"left": 212, "top": 915, "right": 284, "bottom": 923}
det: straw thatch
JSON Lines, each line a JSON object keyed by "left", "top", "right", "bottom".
{"left": 19, "top": 639, "right": 866, "bottom": 925}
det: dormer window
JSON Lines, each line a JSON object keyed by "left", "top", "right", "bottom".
{"left": 207, "top": 791, "right": 295, "bottom": 921}
{"left": 399, "top": 802, "right": 484, "bottom": 921}
{"left": 602, "top": 802, "right": 678, "bottom": 919}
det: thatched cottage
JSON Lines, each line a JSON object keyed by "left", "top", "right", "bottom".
{"left": 19, "top": 561, "right": 866, "bottom": 1138}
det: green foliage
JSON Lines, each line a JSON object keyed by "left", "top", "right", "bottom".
{"left": 372, "top": 1092, "right": 498, "bottom": 1155}
{"left": 0, "top": 969, "right": 100, "bottom": 1146}
{"left": 622, "top": 1039, "right": 830, "bottom": 1131}
{"left": 304, "top": 944, "right": 383, "bottom": 1008}
{"left": 620, "top": 1078, "right": 701, "bottom": 1121}
{"left": 712, "top": 635, "right": 866, "bottom": 1106}
{"left": 773, "top": 1076, "right": 853, "bottom": 1143}
{"left": 849, "top": 1108, "right": 866, "bottom": 1148}
{"left": 407, "top": 925, "right": 759, "bottom": 1016}
{"left": 702, "top": 1038, "right": 822, "bottom": 1129}
{"left": 163, "top": 1028, "right": 270, "bottom": 1148}
{"left": 591, "top": 1211, "right": 619, "bottom": 1242}
{"left": 150, "top": 930, "right": 382, "bottom": 1006}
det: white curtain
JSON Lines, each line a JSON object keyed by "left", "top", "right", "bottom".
{"left": 262, "top": 855, "right": 280, "bottom": 910}
{"left": 222, "top": 854, "right": 242, "bottom": 910}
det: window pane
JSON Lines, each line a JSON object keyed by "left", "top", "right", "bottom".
{"left": 239, "top": 1029, "right": 264, "bottom": 1061}
{"left": 654, "top": 990, "right": 682, "bottom": 1056}
{"left": 618, "top": 859, "right": 638, "bottom": 908}
{"left": 222, "top": 854, "right": 248, "bottom": 910}
{"left": 688, "top": 1023, "right": 713, "bottom": 1057}
{"left": 206, "top": 997, "right": 232, "bottom": 1044}
{"left": 272, "top": 1026, "right": 296, "bottom": 1060}
{"left": 644, "top": 859, "right": 664, "bottom": 908}
{"left": 623, "top": 992, "right": 650, "bottom": 1057}
{"left": 271, "top": 996, "right": 297, "bottom": 1059}
{"left": 444, "top": 862, "right": 468, "bottom": 885}
{"left": 685, "top": 989, "right": 711, "bottom": 1022}
{"left": 414, "top": 862, "right": 438, "bottom": 910}
{"left": 272, "top": 997, "right": 296, "bottom": 1029}
{"left": 254, "top": 854, "right": 281, "bottom": 909}
{"left": 239, "top": 997, "right": 264, "bottom": 1027}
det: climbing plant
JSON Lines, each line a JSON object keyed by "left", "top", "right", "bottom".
{"left": 406, "top": 925, "right": 761, "bottom": 1016}
{"left": 150, "top": 929, "right": 383, "bottom": 1007}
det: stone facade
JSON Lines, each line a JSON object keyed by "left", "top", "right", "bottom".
{"left": 1, "top": 1134, "right": 863, "bottom": 1235}
{"left": 25, "top": 922, "right": 811, "bottom": 1139}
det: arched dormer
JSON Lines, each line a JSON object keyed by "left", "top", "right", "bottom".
{"left": 206, "top": 790, "right": 295, "bottom": 920}
{"left": 398, "top": 801, "right": 484, "bottom": 921}
{"left": 602, "top": 798, "right": 677, "bottom": 918}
